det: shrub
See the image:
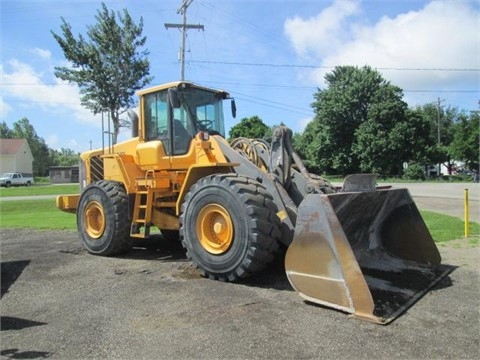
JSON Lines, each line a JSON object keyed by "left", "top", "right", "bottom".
{"left": 403, "top": 163, "right": 425, "bottom": 180}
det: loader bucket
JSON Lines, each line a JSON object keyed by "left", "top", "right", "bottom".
{"left": 285, "top": 188, "right": 453, "bottom": 324}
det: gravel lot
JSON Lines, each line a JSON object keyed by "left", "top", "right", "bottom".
{"left": 1, "top": 226, "right": 479, "bottom": 360}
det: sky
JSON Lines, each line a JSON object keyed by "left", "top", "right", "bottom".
{"left": 1, "top": 0, "right": 479, "bottom": 152}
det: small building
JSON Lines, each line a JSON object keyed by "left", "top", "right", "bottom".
{"left": 50, "top": 166, "right": 79, "bottom": 184}
{"left": 0, "top": 139, "right": 34, "bottom": 175}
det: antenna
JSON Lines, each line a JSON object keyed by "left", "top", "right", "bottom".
{"left": 165, "top": 0, "right": 204, "bottom": 81}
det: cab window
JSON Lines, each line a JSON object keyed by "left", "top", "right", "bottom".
{"left": 144, "top": 90, "right": 172, "bottom": 155}
{"left": 172, "top": 106, "right": 195, "bottom": 155}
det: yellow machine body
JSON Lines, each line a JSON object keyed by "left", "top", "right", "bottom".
{"left": 57, "top": 81, "right": 451, "bottom": 324}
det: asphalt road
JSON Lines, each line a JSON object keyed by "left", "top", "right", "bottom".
{"left": 1, "top": 183, "right": 479, "bottom": 359}
{"left": 389, "top": 182, "right": 479, "bottom": 221}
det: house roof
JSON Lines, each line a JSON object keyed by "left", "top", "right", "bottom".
{"left": 0, "top": 139, "right": 29, "bottom": 155}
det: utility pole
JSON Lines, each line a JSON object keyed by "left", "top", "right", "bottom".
{"left": 436, "top": 97, "right": 445, "bottom": 176}
{"left": 436, "top": 97, "right": 445, "bottom": 146}
{"left": 165, "top": 0, "right": 204, "bottom": 81}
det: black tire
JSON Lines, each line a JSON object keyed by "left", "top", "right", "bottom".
{"left": 179, "top": 174, "right": 281, "bottom": 281}
{"left": 77, "top": 180, "right": 133, "bottom": 256}
{"left": 5, "top": 182, "right": 11, "bottom": 188}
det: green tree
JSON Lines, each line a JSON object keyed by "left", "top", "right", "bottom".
{"left": 50, "top": 148, "right": 80, "bottom": 166}
{"left": 228, "top": 116, "right": 269, "bottom": 140}
{"left": 302, "top": 66, "right": 412, "bottom": 175}
{"left": 51, "top": 2, "right": 152, "bottom": 144}
{"left": 449, "top": 111, "right": 479, "bottom": 170}
{"left": 0, "top": 121, "right": 13, "bottom": 138}
{"left": 353, "top": 108, "right": 431, "bottom": 175}
{"left": 11, "top": 118, "right": 51, "bottom": 176}
{"left": 413, "top": 104, "right": 461, "bottom": 174}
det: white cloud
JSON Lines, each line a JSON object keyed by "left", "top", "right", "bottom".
{"left": 68, "top": 138, "right": 79, "bottom": 150}
{"left": 0, "top": 58, "right": 100, "bottom": 125}
{"left": 46, "top": 133, "right": 59, "bottom": 148}
{"left": 0, "top": 96, "right": 13, "bottom": 119}
{"left": 30, "top": 48, "right": 52, "bottom": 60}
{"left": 297, "top": 116, "right": 313, "bottom": 132}
{"left": 284, "top": 0, "right": 360, "bottom": 59}
{"left": 284, "top": 0, "right": 479, "bottom": 106}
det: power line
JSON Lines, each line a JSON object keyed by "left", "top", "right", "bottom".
{"left": 233, "top": 91, "right": 312, "bottom": 114}
{"left": 2, "top": 83, "right": 477, "bottom": 94}
{"left": 189, "top": 60, "right": 480, "bottom": 72}
{"left": 404, "top": 90, "right": 478, "bottom": 93}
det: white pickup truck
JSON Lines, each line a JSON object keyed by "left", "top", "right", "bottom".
{"left": 0, "top": 172, "right": 34, "bottom": 187}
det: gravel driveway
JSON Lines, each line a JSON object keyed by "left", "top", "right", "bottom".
{"left": 1, "top": 227, "right": 478, "bottom": 360}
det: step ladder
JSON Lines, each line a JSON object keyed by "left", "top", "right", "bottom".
{"left": 130, "top": 187, "right": 154, "bottom": 238}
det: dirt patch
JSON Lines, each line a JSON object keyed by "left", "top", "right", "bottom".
{"left": 1, "top": 229, "right": 479, "bottom": 360}
{"left": 437, "top": 237, "right": 480, "bottom": 271}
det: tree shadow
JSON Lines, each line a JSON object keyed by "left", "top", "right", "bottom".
{"left": 1, "top": 317, "right": 47, "bottom": 331}
{"left": 1, "top": 260, "right": 30, "bottom": 299}
{"left": 0, "top": 348, "right": 50, "bottom": 359}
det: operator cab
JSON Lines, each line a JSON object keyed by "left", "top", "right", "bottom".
{"left": 140, "top": 82, "right": 233, "bottom": 156}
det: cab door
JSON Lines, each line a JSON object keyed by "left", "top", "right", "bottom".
{"left": 136, "top": 89, "right": 196, "bottom": 171}
{"left": 136, "top": 89, "right": 172, "bottom": 171}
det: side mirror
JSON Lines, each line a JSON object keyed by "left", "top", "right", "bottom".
{"left": 231, "top": 99, "right": 237, "bottom": 118}
{"left": 168, "top": 88, "right": 181, "bottom": 108}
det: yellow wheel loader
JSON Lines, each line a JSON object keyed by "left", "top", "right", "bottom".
{"left": 57, "top": 81, "right": 451, "bottom": 324}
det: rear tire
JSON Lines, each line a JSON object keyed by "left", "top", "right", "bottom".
{"left": 77, "top": 180, "right": 133, "bottom": 256}
{"left": 180, "top": 174, "right": 280, "bottom": 281}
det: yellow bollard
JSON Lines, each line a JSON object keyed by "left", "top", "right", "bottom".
{"left": 464, "top": 188, "right": 469, "bottom": 238}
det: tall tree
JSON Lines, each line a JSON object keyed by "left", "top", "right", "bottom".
{"left": 228, "top": 116, "right": 270, "bottom": 140}
{"left": 353, "top": 108, "right": 431, "bottom": 174}
{"left": 49, "top": 148, "right": 81, "bottom": 166}
{"left": 413, "top": 103, "right": 458, "bottom": 173}
{"left": 51, "top": 2, "right": 152, "bottom": 144}
{"left": 449, "top": 111, "right": 480, "bottom": 170}
{"left": 11, "top": 118, "right": 51, "bottom": 176}
{"left": 303, "top": 66, "right": 411, "bottom": 175}
{"left": 0, "top": 121, "right": 13, "bottom": 138}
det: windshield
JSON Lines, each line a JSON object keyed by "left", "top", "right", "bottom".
{"left": 143, "top": 85, "right": 227, "bottom": 155}
{"left": 177, "top": 87, "right": 226, "bottom": 137}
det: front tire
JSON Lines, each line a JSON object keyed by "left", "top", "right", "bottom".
{"left": 180, "top": 174, "right": 281, "bottom": 281}
{"left": 77, "top": 180, "right": 133, "bottom": 256}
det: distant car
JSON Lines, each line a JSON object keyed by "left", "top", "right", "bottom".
{"left": 456, "top": 169, "right": 474, "bottom": 176}
{"left": 0, "top": 172, "right": 34, "bottom": 187}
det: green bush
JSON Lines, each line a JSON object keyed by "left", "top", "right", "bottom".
{"left": 403, "top": 163, "right": 425, "bottom": 180}
{"left": 34, "top": 176, "right": 51, "bottom": 184}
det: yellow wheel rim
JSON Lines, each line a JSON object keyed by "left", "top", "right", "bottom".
{"left": 197, "top": 204, "right": 233, "bottom": 254}
{"left": 84, "top": 201, "right": 106, "bottom": 239}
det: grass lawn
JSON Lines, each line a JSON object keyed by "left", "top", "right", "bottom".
{"left": 0, "top": 199, "right": 76, "bottom": 230}
{"left": 1, "top": 195, "right": 478, "bottom": 245}
{"left": 0, "top": 184, "right": 79, "bottom": 197}
{"left": 420, "top": 210, "right": 479, "bottom": 245}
